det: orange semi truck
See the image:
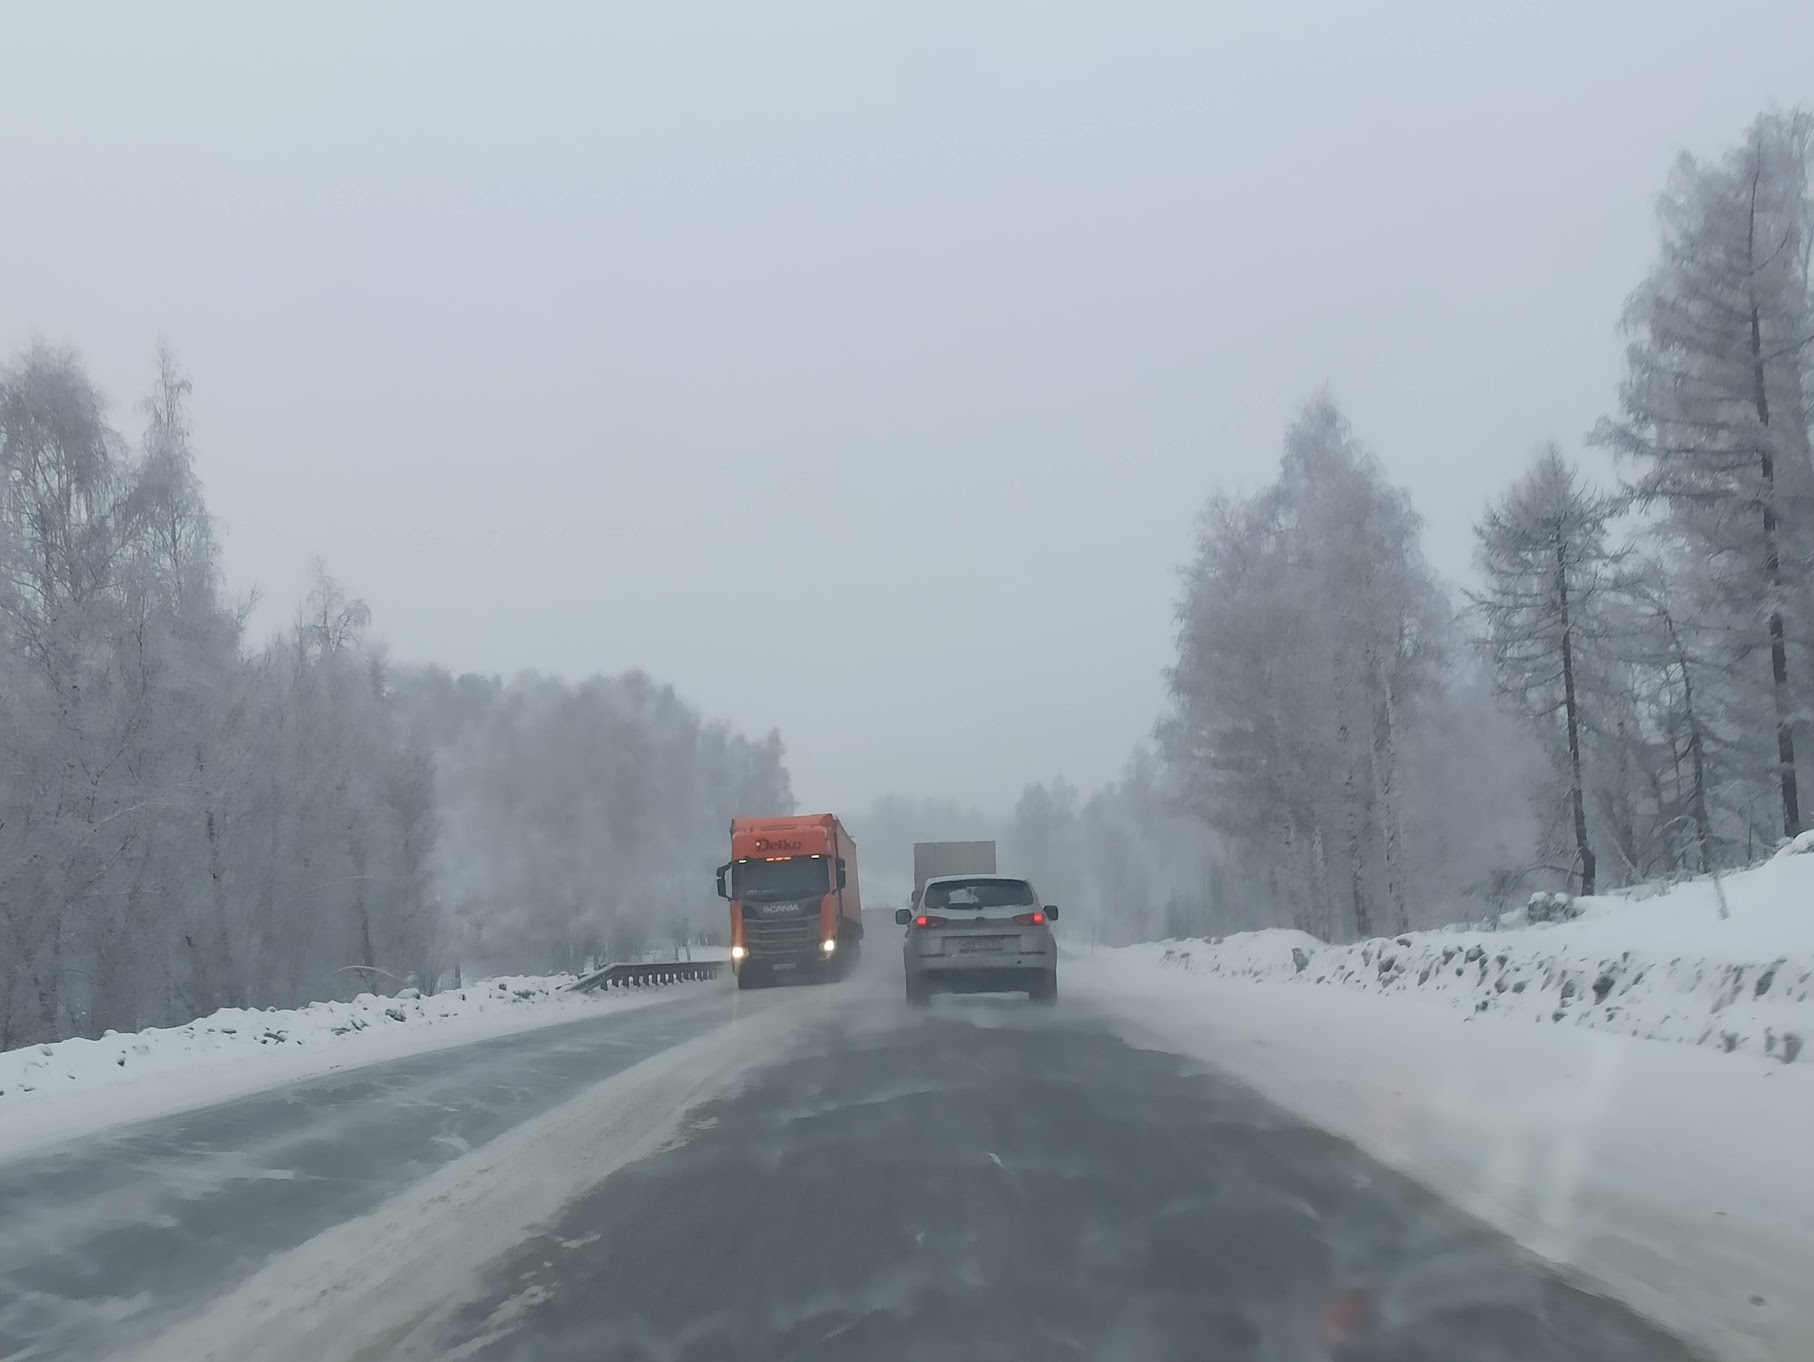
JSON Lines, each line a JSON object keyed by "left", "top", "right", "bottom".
{"left": 715, "top": 814, "right": 863, "bottom": 989}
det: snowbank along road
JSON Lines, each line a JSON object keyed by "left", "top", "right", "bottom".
{"left": 1076, "top": 849, "right": 1814, "bottom": 1362}
{"left": 0, "top": 940, "right": 1715, "bottom": 1362}
{"left": 0, "top": 983, "right": 750, "bottom": 1361}
{"left": 0, "top": 974, "right": 684, "bottom": 1164}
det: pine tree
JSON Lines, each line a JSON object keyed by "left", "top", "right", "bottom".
{"left": 1471, "top": 446, "right": 1623, "bottom": 896}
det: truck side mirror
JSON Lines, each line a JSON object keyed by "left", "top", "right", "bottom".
{"left": 1044, "top": 905, "right": 1060, "bottom": 920}
{"left": 715, "top": 864, "right": 731, "bottom": 899}
{"left": 836, "top": 858, "right": 848, "bottom": 890}
{"left": 894, "top": 908, "right": 911, "bottom": 926}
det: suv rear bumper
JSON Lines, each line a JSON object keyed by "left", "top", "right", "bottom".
{"left": 908, "top": 940, "right": 1053, "bottom": 979}
{"left": 919, "top": 964, "right": 1053, "bottom": 993}
{"left": 911, "top": 946, "right": 1051, "bottom": 968}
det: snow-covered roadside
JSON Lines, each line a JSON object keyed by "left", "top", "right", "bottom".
{"left": 1069, "top": 849, "right": 1814, "bottom": 1362}
{"left": 1117, "top": 843, "right": 1814, "bottom": 1066}
{"left": 0, "top": 975, "right": 718, "bottom": 1163}
{"left": 1072, "top": 960, "right": 1814, "bottom": 1360}
{"left": 122, "top": 994, "right": 808, "bottom": 1362}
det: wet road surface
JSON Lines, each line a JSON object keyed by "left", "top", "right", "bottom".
{"left": 0, "top": 943, "right": 1705, "bottom": 1362}
{"left": 396, "top": 973, "right": 1701, "bottom": 1362}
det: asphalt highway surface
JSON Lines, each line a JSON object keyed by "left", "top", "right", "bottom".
{"left": 0, "top": 990, "right": 739, "bottom": 1362}
{"left": 0, "top": 940, "right": 1701, "bottom": 1362}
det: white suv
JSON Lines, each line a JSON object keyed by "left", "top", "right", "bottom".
{"left": 895, "top": 874, "right": 1059, "bottom": 1005}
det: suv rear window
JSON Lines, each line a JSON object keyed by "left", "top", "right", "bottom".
{"left": 923, "top": 878, "right": 1036, "bottom": 909}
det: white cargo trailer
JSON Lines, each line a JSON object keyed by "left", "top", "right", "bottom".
{"left": 911, "top": 841, "right": 997, "bottom": 905}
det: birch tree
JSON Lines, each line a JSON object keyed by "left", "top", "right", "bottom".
{"left": 0, "top": 345, "right": 147, "bottom": 1042}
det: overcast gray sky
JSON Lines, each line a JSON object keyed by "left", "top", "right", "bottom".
{"left": 5, "top": 1, "right": 1813, "bottom": 811}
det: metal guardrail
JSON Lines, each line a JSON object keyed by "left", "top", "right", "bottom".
{"left": 567, "top": 959, "right": 726, "bottom": 993}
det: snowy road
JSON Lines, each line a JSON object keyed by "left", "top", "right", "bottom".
{"left": 0, "top": 985, "right": 744, "bottom": 1362}
{"left": 392, "top": 996, "right": 1695, "bottom": 1362}
{"left": 4, "top": 950, "right": 1703, "bottom": 1362}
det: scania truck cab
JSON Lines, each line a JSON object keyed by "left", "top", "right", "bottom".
{"left": 716, "top": 814, "right": 863, "bottom": 988}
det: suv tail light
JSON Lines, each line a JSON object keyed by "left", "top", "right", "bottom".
{"left": 1012, "top": 911, "right": 1047, "bottom": 926}
{"left": 913, "top": 914, "right": 948, "bottom": 928}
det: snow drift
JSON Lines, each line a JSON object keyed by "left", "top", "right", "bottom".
{"left": 0, "top": 974, "right": 710, "bottom": 1162}
{"left": 1127, "top": 840, "right": 1814, "bottom": 1065}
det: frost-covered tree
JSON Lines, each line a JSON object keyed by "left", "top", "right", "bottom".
{"left": 1004, "top": 777, "right": 1082, "bottom": 915}
{"left": 405, "top": 668, "right": 794, "bottom": 974}
{"left": 1396, "top": 661, "right": 1548, "bottom": 922}
{"left": 998, "top": 751, "right": 1225, "bottom": 947}
{"left": 2, "top": 341, "right": 790, "bottom": 1048}
{"left": 1159, "top": 397, "right": 1446, "bottom": 939}
{"left": 1471, "top": 447, "right": 1624, "bottom": 896}
{"left": 1, "top": 345, "right": 152, "bottom": 1042}
{"left": 1597, "top": 110, "right": 1814, "bottom": 840}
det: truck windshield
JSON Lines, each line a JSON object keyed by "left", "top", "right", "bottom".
{"left": 734, "top": 856, "right": 831, "bottom": 901}
{"left": 923, "top": 878, "right": 1036, "bottom": 909}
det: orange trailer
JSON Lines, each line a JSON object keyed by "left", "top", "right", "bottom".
{"left": 715, "top": 814, "right": 863, "bottom": 989}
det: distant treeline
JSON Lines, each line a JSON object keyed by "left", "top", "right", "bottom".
{"left": 0, "top": 347, "right": 789, "bottom": 1048}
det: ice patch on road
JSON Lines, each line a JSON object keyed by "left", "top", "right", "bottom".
{"left": 120, "top": 999, "right": 808, "bottom": 1362}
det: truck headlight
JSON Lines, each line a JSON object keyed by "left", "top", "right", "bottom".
{"left": 820, "top": 939, "right": 837, "bottom": 954}
{"left": 730, "top": 945, "right": 747, "bottom": 961}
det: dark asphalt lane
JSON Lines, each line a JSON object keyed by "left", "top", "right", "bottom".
{"left": 403, "top": 985, "right": 1700, "bottom": 1362}
{"left": 0, "top": 985, "right": 740, "bottom": 1362}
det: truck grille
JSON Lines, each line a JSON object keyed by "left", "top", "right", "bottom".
{"left": 744, "top": 908, "right": 821, "bottom": 956}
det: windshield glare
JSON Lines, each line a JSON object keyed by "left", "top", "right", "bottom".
{"left": 923, "top": 878, "right": 1037, "bottom": 909}
{"left": 734, "top": 856, "right": 831, "bottom": 901}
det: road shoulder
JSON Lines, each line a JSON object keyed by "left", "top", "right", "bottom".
{"left": 1067, "top": 954, "right": 1810, "bottom": 1362}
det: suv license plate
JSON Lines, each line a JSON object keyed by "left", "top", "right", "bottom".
{"left": 958, "top": 937, "right": 1006, "bottom": 953}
